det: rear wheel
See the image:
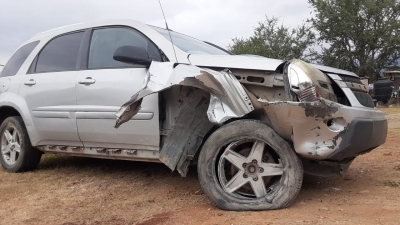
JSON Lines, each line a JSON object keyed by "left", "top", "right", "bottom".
{"left": 197, "top": 120, "right": 303, "bottom": 211}
{"left": 0, "top": 116, "right": 42, "bottom": 172}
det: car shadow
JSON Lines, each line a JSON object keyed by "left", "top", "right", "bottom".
{"left": 37, "top": 153, "right": 372, "bottom": 199}
{"left": 37, "top": 153, "right": 199, "bottom": 178}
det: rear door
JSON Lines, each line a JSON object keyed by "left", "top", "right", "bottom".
{"left": 18, "top": 31, "right": 84, "bottom": 146}
{"left": 75, "top": 26, "right": 162, "bottom": 150}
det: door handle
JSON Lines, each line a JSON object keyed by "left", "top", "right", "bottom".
{"left": 24, "top": 79, "right": 36, "bottom": 86}
{"left": 78, "top": 77, "right": 96, "bottom": 85}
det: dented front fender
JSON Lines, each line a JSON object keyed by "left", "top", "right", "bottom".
{"left": 115, "top": 62, "right": 254, "bottom": 128}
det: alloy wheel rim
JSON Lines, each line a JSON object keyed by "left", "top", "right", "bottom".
{"left": 217, "top": 139, "right": 283, "bottom": 198}
{"left": 1, "top": 127, "right": 21, "bottom": 165}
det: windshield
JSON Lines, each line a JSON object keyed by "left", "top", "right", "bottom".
{"left": 153, "top": 27, "right": 230, "bottom": 55}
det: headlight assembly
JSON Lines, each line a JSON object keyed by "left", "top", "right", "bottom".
{"left": 286, "top": 62, "right": 319, "bottom": 102}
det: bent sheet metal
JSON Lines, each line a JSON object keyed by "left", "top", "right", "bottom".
{"left": 115, "top": 62, "right": 254, "bottom": 128}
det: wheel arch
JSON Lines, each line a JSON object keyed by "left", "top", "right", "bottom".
{"left": 0, "top": 96, "right": 38, "bottom": 146}
{"left": 0, "top": 106, "right": 22, "bottom": 125}
{"left": 167, "top": 93, "right": 276, "bottom": 176}
{"left": 0, "top": 113, "right": 43, "bottom": 172}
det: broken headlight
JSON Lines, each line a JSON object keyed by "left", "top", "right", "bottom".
{"left": 287, "top": 62, "right": 319, "bottom": 102}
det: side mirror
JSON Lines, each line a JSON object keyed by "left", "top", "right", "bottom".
{"left": 113, "top": 45, "right": 151, "bottom": 67}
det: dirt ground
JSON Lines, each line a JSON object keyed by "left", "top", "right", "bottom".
{"left": 0, "top": 108, "right": 399, "bottom": 225}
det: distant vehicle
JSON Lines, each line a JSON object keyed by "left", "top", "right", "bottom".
{"left": 374, "top": 79, "right": 394, "bottom": 106}
{"left": 0, "top": 20, "right": 387, "bottom": 211}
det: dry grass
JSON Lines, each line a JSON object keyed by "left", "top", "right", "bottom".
{"left": 0, "top": 155, "right": 205, "bottom": 224}
{"left": 384, "top": 180, "right": 400, "bottom": 187}
{"left": 378, "top": 106, "right": 400, "bottom": 115}
{"left": 0, "top": 108, "right": 400, "bottom": 224}
{"left": 380, "top": 107, "right": 400, "bottom": 137}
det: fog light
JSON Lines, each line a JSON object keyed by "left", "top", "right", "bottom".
{"left": 326, "top": 118, "right": 346, "bottom": 132}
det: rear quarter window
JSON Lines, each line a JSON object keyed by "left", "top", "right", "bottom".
{"left": 0, "top": 41, "right": 39, "bottom": 77}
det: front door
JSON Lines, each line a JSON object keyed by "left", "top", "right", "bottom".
{"left": 75, "top": 27, "right": 162, "bottom": 150}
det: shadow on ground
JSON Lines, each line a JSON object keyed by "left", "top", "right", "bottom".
{"left": 37, "top": 153, "right": 353, "bottom": 194}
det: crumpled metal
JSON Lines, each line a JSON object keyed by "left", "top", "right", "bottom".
{"left": 115, "top": 62, "right": 254, "bottom": 128}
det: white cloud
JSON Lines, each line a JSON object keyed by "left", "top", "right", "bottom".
{"left": 0, "top": 0, "right": 312, "bottom": 64}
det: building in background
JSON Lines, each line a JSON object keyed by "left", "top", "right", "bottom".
{"left": 385, "top": 70, "right": 400, "bottom": 90}
{"left": 359, "top": 77, "right": 370, "bottom": 91}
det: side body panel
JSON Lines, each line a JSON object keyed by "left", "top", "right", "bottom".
{"left": 76, "top": 69, "right": 159, "bottom": 150}
{"left": 18, "top": 71, "right": 82, "bottom": 146}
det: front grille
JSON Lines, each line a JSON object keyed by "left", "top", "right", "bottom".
{"left": 336, "top": 75, "right": 374, "bottom": 108}
{"left": 353, "top": 91, "right": 375, "bottom": 108}
{"left": 338, "top": 75, "right": 363, "bottom": 84}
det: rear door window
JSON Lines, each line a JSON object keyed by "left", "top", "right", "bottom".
{"left": 1, "top": 41, "right": 39, "bottom": 77}
{"left": 35, "top": 31, "right": 84, "bottom": 73}
{"left": 88, "top": 27, "right": 161, "bottom": 69}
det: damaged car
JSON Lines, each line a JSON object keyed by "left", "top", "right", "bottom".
{"left": 0, "top": 20, "right": 387, "bottom": 211}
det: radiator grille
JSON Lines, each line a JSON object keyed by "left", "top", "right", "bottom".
{"left": 338, "top": 75, "right": 363, "bottom": 84}
{"left": 353, "top": 91, "right": 375, "bottom": 108}
{"left": 337, "top": 75, "right": 374, "bottom": 108}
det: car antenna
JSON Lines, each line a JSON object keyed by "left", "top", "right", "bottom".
{"left": 158, "top": 0, "right": 178, "bottom": 63}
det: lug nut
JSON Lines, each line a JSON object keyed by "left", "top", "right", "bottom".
{"left": 253, "top": 177, "right": 258, "bottom": 181}
{"left": 242, "top": 163, "right": 247, "bottom": 168}
{"left": 243, "top": 173, "right": 248, "bottom": 178}
{"left": 259, "top": 168, "right": 264, "bottom": 173}
{"left": 252, "top": 159, "right": 257, "bottom": 164}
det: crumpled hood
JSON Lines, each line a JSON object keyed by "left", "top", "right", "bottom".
{"left": 188, "top": 54, "right": 284, "bottom": 71}
{"left": 312, "top": 64, "right": 358, "bottom": 77}
{"left": 188, "top": 54, "right": 359, "bottom": 78}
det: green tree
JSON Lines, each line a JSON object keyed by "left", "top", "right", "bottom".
{"left": 228, "top": 16, "right": 316, "bottom": 61}
{"left": 309, "top": 0, "right": 400, "bottom": 80}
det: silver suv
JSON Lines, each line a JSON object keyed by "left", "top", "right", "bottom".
{"left": 0, "top": 20, "right": 387, "bottom": 211}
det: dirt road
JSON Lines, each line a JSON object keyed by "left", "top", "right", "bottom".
{"left": 0, "top": 108, "right": 399, "bottom": 225}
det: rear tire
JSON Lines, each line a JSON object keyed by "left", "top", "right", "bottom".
{"left": 197, "top": 120, "right": 303, "bottom": 211}
{"left": 0, "top": 116, "right": 42, "bottom": 172}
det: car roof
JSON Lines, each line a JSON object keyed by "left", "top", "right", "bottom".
{"left": 28, "top": 19, "right": 150, "bottom": 42}
{"left": 19, "top": 19, "right": 190, "bottom": 65}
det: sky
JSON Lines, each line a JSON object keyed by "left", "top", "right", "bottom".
{"left": 0, "top": 0, "right": 313, "bottom": 65}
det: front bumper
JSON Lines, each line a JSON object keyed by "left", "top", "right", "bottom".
{"left": 327, "top": 118, "right": 387, "bottom": 160}
{"left": 261, "top": 99, "right": 387, "bottom": 160}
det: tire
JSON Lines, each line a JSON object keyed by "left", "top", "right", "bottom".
{"left": 197, "top": 120, "right": 303, "bottom": 211}
{"left": 0, "top": 116, "right": 42, "bottom": 172}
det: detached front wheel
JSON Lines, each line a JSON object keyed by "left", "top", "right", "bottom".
{"left": 198, "top": 120, "right": 303, "bottom": 211}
